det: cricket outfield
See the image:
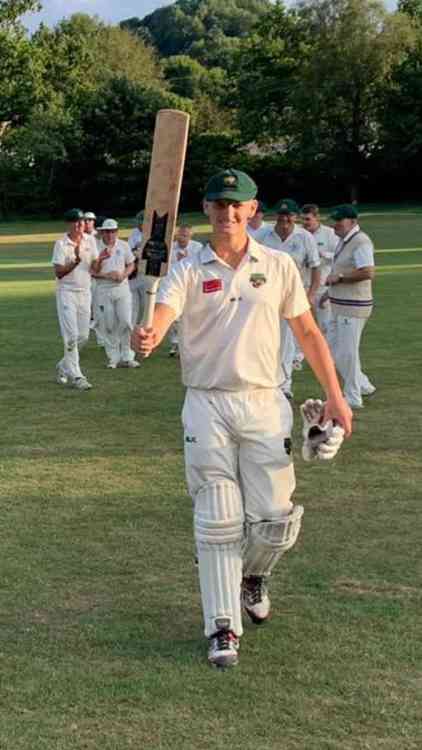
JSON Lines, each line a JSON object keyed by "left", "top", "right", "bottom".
{"left": 0, "top": 211, "right": 421, "bottom": 749}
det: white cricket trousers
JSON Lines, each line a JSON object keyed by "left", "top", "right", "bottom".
{"left": 56, "top": 288, "right": 91, "bottom": 380}
{"left": 182, "top": 388, "right": 296, "bottom": 521}
{"left": 96, "top": 283, "right": 135, "bottom": 366}
{"left": 327, "top": 314, "right": 374, "bottom": 407}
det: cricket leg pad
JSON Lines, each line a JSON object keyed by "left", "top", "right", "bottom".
{"left": 194, "top": 481, "right": 244, "bottom": 638}
{"left": 243, "top": 505, "right": 304, "bottom": 577}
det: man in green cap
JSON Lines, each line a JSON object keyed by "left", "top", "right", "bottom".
{"left": 51, "top": 209, "right": 99, "bottom": 390}
{"left": 323, "top": 204, "right": 376, "bottom": 409}
{"left": 257, "top": 198, "right": 321, "bottom": 398}
{"left": 132, "top": 169, "right": 352, "bottom": 668}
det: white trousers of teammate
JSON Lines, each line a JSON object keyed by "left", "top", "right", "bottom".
{"left": 96, "top": 284, "right": 135, "bottom": 366}
{"left": 56, "top": 288, "right": 91, "bottom": 380}
{"left": 314, "top": 289, "right": 332, "bottom": 336}
{"left": 327, "top": 315, "right": 374, "bottom": 408}
{"left": 129, "top": 276, "right": 145, "bottom": 328}
{"left": 183, "top": 387, "right": 296, "bottom": 638}
{"left": 281, "top": 320, "right": 297, "bottom": 393}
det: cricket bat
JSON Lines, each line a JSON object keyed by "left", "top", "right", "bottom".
{"left": 138, "top": 109, "right": 190, "bottom": 329}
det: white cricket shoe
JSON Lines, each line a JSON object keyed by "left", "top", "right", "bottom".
{"left": 56, "top": 364, "right": 68, "bottom": 385}
{"left": 107, "top": 362, "right": 117, "bottom": 369}
{"left": 208, "top": 629, "right": 239, "bottom": 668}
{"left": 361, "top": 385, "right": 376, "bottom": 396}
{"left": 242, "top": 576, "right": 271, "bottom": 624}
{"left": 73, "top": 377, "right": 92, "bottom": 391}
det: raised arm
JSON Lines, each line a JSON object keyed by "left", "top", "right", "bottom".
{"left": 131, "top": 303, "right": 176, "bottom": 357}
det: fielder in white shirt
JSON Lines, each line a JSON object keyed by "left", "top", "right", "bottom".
{"left": 246, "top": 200, "right": 271, "bottom": 239}
{"left": 301, "top": 203, "right": 338, "bottom": 335}
{"left": 256, "top": 199, "right": 321, "bottom": 398}
{"left": 323, "top": 205, "right": 376, "bottom": 409}
{"left": 128, "top": 211, "right": 145, "bottom": 327}
{"left": 132, "top": 169, "right": 352, "bottom": 669}
{"left": 52, "top": 208, "right": 98, "bottom": 391}
{"left": 168, "top": 224, "right": 203, "bottom": 357}
{"left": 92, "top": 219, "right": 139, "bottom": 369}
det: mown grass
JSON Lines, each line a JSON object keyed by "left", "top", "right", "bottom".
{"left": 0, "top": 213, "right": 421, "bottom": 750}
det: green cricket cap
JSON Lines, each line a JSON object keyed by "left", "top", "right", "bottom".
{"left": 274, "top": 198, "right": 299, "bottom": 215}
{"left": 65, "top": 208, "right": 84, "bottom": 221}
{"left": 204, "top": 169, "right": 258, "bottom": 201}
{"left": 330, "top": 204, "right": 358, "bottom": 220}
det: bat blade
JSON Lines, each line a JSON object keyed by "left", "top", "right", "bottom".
{"left": 139, "top": 109, "right": 190, "bottom": 327}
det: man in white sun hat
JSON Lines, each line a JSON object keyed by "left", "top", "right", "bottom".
{"left": 92, "top": 218, "right": 139, "bottom": 369}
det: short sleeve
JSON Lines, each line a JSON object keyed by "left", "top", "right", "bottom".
{"left": 157, "top": 261, "right": 189, "bottom": 319}
{"left": 51, "top": 240, "right": 65, "bottom": 265}
{"left": 280, "top": 256, "right": 311, "bottom": 319}
{"left": 305, "top": 232, "right": 320, "bottom": 268}
{"left": 353, "top": 243, "right": 374, "bottom": 268}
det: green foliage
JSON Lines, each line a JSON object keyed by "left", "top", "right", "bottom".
{"left": 129, "top": 0, "right": 271, "bottom": 67}
{"left": 0, "top": 27, "right": 44, "bottom": 120}
{"left": 31, "top": 14, "right": 164, "bottom": 112}
{"left": 0, "top": 0, "right": 40, "bottom": 27}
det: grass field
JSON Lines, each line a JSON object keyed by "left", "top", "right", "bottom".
{"left": 1, "top": 212, "right": 421, "bottom": 750}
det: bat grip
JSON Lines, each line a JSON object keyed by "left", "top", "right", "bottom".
{"left": 141, "top": 276, "right": 161, "bottom": 329}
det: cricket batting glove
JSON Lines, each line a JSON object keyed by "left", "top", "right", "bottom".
{"left": 300, "top": 399, "right": 345, "bottom": 461}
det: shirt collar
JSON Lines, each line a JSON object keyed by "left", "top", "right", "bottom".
{"left": 343, "top": 224, "right": 360, "bottom": 243}
{"left": 200, "top": 237, "right": 262, "bottom": 266}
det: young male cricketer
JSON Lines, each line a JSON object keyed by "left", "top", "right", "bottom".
{"left": 132, "top": 170, "right": 352, "bottom": 668}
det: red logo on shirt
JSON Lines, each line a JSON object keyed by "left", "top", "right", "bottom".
{"left": 203, "top": 279, "right": 222, "bottom": 293}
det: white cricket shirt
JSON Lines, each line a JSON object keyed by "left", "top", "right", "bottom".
{"left": 258, "top": 225, "right": 320, "bottom": 276}
{"left": 335, "top": 225, "right": 374, "bottom": 268}
{"left": 157, "top": 237, "right": 310, "bottom": 391}
{"left": 96, "top": 239, "right": 135, "bottom": 289}
{"left": 312, "top": 224, "right": 338, "bottom": 286}
{"left": 52, "top": 234, "right": 98, "bottom": 291}
{"left": 128, "top": 227, "right": 143, "bottom": 251}
{"left": 170, "top": 239, "right": 203, "bottom": 265}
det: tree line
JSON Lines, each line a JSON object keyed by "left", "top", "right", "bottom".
{"left": 1, "top": 0, "right": 422, "bottom": 216}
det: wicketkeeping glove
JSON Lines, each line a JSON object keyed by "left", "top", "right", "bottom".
{"left": 300, "top": 398, "right": 345, "bottom": 461}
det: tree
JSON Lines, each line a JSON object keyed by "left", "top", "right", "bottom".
{"left": 235, "top": 0, "right": 416, "bottom": 200}
{"left": 123, "top": 0, "right": 271, "bottom": 69}
{"left": 32, "top": 14, "right": 164, "bottom": 113}
{"left": 0, "top": 0, "right": 40, "bottom": 28}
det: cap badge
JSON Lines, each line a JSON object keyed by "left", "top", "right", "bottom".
{"left": 250, "top": 272, "right": 266, "bottom": 288}
{"left": 223, "top": 175, "right": 237, "bottom": 186}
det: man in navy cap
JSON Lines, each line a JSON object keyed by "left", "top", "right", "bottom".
{"left": 324, "top": 204, "right": 376, "bottom": 409}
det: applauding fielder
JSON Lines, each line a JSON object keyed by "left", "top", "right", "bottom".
{"left": 52, "top": 208, "right": 98, "bottom": 391}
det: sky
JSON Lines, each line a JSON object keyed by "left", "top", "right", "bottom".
{"left": 22, "top": 0, "right": 396, "bottom": 34}
{"left": 22, "top": 0, "right": 170, "bottom": 33}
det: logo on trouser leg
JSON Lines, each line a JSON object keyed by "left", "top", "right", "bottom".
{"left": 185, "top": 435, "right": 197, "bottom": 443}
{"left": 215, "top": 617, "right": 231, "bottom": 631}
{"left": 284, "top": 438, "right": 292, "bottom": 455}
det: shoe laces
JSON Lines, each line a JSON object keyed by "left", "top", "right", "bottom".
{"left": 244, "top": 576, "right": 265, "bottom": 605}
{"left": 212, "top": 629, "right": 237, "bottom": 651}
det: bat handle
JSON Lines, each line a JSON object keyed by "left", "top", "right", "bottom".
{"left": 141, "top": 276, "right": 161, "bottom": 329}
